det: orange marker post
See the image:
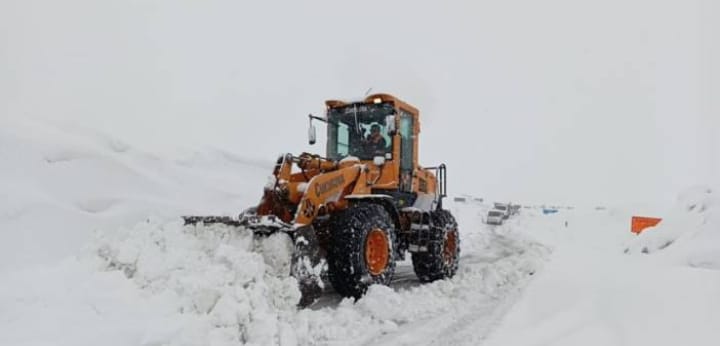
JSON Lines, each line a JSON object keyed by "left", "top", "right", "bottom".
{"left": 631, "top": 216, "right": 662, "bottom": 234}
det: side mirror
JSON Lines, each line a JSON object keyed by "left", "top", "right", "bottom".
{"left": 373, "top": 156, "right": 386, "bottom": 166}
{"left": 385, "top": 115, "right": 396, "bottom": 135}
{"left": 308, "top": 115, "right": 317, "bottom": 145}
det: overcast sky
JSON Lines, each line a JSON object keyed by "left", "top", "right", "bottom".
{"left": 2, "top": 0, "right": 718, "bottom": 207}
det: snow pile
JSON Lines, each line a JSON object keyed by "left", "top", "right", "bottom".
{"left": 485, "top": 205, "right": 720, "bottom": 346}
{"left": 624, "top": 186, "right": 720, "bottom": 269}
{"left": 94, "top": 219, "right": 301, "bottom": 345}
{"left": 0, "top": 219, "right": 300, "bottom": 346}
{"left": 88, "top": 203, "right": 550, "bottom": 346}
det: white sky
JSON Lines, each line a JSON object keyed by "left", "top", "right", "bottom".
{"left": 2, "top": 0, "right": 718, "bottom": 207}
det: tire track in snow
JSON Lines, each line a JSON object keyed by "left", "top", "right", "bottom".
{"left": 361, "top": 225, "right": 548, "bottom": 346}
{"left": 426, "top": 273, "right": 535, "bottom": 346}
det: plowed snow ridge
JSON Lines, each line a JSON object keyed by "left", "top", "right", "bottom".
{"left": 87, "top": 207, "right": 549, "bottom": 345}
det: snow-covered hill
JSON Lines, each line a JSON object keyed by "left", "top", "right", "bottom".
{"left": 0, "top": 118, "right": 270, "bottom": 272}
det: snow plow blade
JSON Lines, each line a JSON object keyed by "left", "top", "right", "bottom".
{"left": 182, "top": 215, "right": 327, "bottom": 307}
{"left": 183, "top": 215, "right": 243, "bottom": 227}
{"left": 183, "top": 213, "right": 292, "bottom": 234}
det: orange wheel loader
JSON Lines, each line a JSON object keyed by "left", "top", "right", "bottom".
{"left": 184, "top": 93, "right": 460, "bottom": 306}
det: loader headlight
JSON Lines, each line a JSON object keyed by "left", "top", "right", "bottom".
{"left": 373, "top": 97, "right": 382, "bottom": 104}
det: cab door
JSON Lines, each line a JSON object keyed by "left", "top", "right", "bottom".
{"left": 399, "top": 110, "right": 414, "bottom": 192}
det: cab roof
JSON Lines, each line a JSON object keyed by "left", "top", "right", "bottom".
{"left": 325, "top": 93, "right": 420, "bottom": 116}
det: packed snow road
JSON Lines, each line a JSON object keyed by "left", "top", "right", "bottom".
{"left": 366, "top": 225, "right": 546, "bottom": 346}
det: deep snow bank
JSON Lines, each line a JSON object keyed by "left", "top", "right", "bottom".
{"left": 0, "top": 220, "right": 299, "bottom": 346}
{"left": 0, "top": 118, "right": 270, "bottom": 272}
{"left": 485, "top": 198, "right": 720, "bottom": 346}
{"left": 624, "top": 186, "right": 720, "bottom": 269}
{"left": 95, "top": 219, "right": 302, "bottom": 345}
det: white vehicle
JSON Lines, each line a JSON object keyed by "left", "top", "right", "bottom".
{"left": 486, "top": 210, "right": 505, "bottom": 225}
{"left": 493, "top": 203, "right": 511, "bottom": 219}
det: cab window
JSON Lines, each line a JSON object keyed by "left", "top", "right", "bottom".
{"left": 400, "top": 110, "right": 414, "bottom": 171}
{"left": 327, "top": 103, "right": 394, "bottom": 160}
{"left": 399, "top": 110, "right": 414, "bottom": 191}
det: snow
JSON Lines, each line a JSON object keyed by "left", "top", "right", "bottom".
{"left": 624, "top": 185, "right": 720, "bottom": 269}
{"left": 0, "top": 118, "right": 269, "bottom": 272}
{"left": 3, "top": 119, "right": 720, "bottom": 345}
{"left": 296, "top": 182, "right": 308, "bottom": 193}
{"left": 484, "top": 188, "right": 720, "bottom": 346}
{"left": 93, "top": 219, "right": 301, "bottom": 345}
{"left": 265, "top": 175, "right": 278, "bottom": 190}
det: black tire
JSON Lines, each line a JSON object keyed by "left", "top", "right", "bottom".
{"left": 327, "top": 203, "right": 396, "bottom": 298}
{"left": 412, "top": 209, "right": 460, "bottom": 282}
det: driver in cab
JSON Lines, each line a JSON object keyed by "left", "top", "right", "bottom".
{"left": 363, "top": 123, "right": 387, "bottom": 156}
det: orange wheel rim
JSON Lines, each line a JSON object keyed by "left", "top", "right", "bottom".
{"left": 365, "top": 228, "right": 389, "bottom": 275}
{"left": 443, "top": 230, "right": 458, "bottom": 265}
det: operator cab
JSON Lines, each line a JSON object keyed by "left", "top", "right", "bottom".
{"left": 325, "top": 101, "right": 395, "bottom": 161}
{"left": 308, "top": 93, "right": 445, "bottom": 211}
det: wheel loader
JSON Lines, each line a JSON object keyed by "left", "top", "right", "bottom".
{"left": 185, "top": 93, "right": 460, "bottom": 306}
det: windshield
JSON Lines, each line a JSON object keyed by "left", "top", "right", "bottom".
{"left": 327, "top": 102, "right": 395, "bottom": 160}
{"left": 489, "top": 211, "right": 502, "bottom": 217}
